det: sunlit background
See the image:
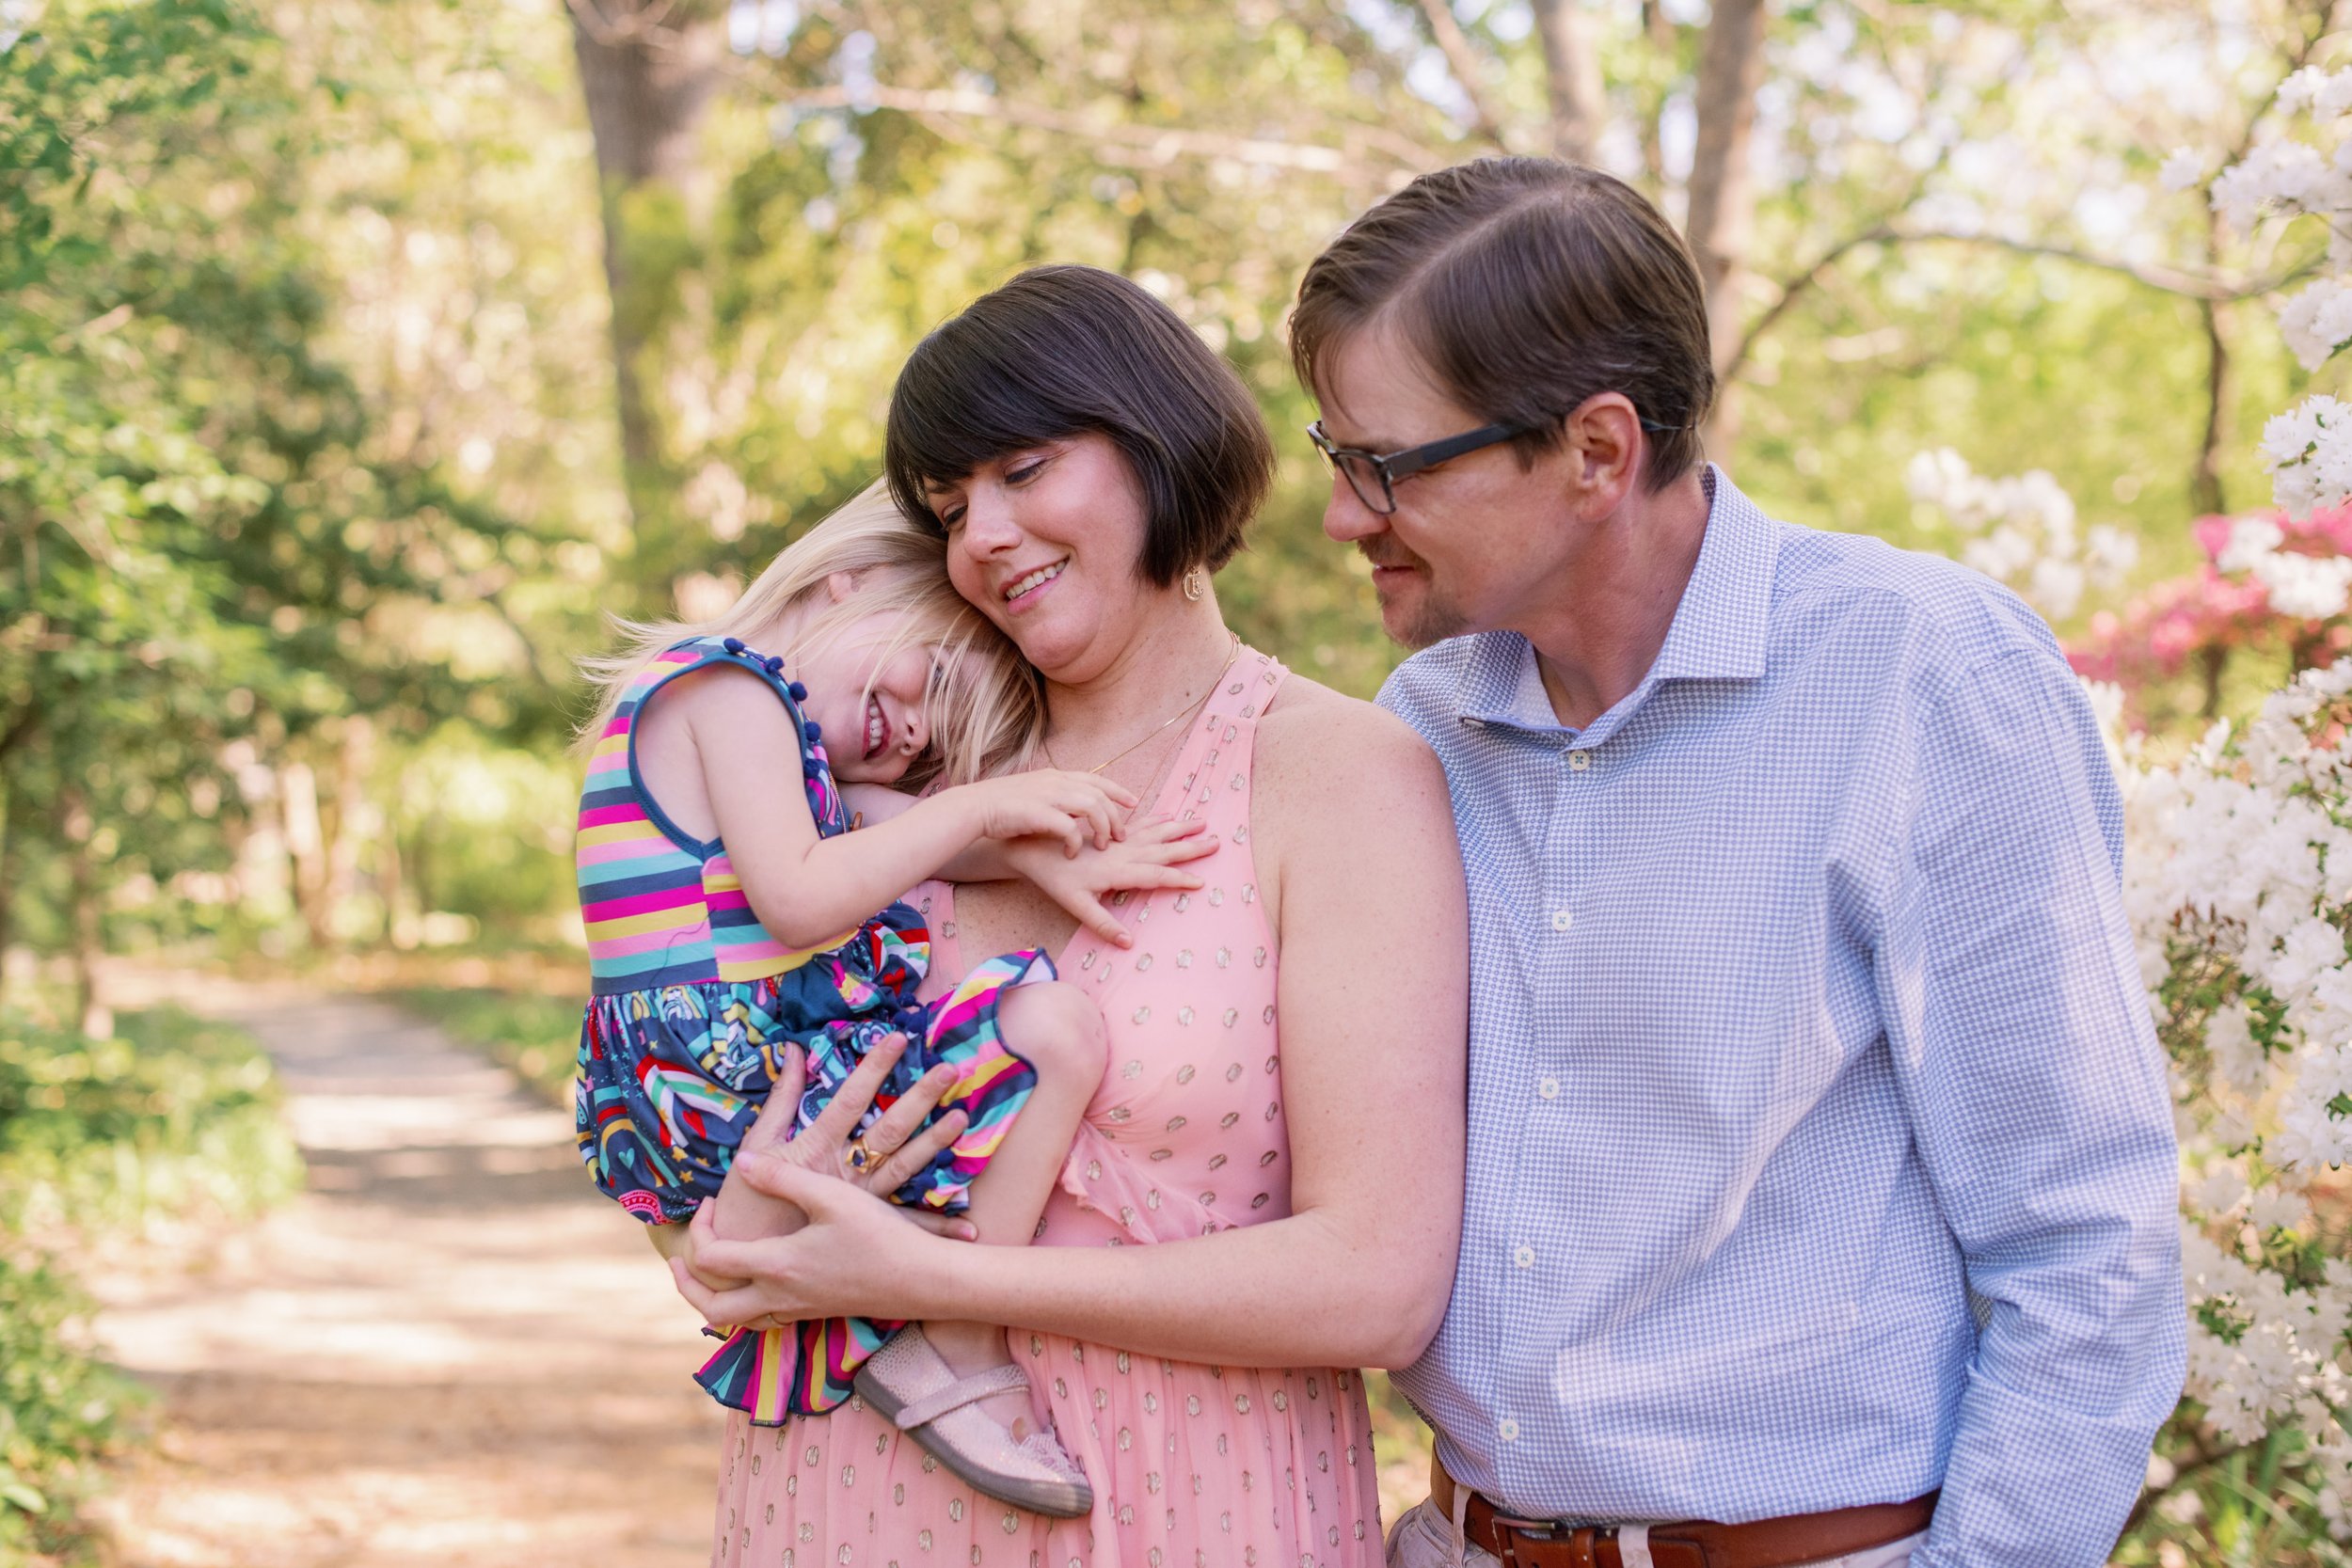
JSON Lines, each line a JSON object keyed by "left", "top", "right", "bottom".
{"left": 7, "top": 0, "right": 2349, "bottom": 1562}
{"left": 7, "top": 0, "right": 2328, "bottom": 990}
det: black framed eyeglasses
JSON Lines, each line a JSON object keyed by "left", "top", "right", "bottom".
{"left": 1306, "top": 420, "right": 1525, "bottom": 516}
{"left": 1307, "top": 412, "right": 1690, "bottom": 515}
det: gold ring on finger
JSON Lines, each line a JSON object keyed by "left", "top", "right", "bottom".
{"left": 845, "top": 1135, "right": 879, "bottom": 1172}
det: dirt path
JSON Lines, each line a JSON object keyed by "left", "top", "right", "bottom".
{"left": 90, "top": 990, "right": 723, "bottom": 1568}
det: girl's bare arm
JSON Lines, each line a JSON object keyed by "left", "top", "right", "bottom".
{"left": 686, "top": 673, "right": 1128, "bottom": 949}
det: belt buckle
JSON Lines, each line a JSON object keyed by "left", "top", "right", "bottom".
{"left": 1491, "top": 1515, "right": 1604, "bottom": 1568}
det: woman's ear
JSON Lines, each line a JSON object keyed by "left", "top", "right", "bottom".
{"left": 824, "top": 569, "right": 860, "bottom": 604}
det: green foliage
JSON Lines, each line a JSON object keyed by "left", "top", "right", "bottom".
{"left": 0, "top": 1006, "right": 299, "bottom": 1560}
{"left": 0, "top": 1256, "right": 139, "bottom": 1565}
{"left": 1, "top": 0, "right": 593, "bottom": 967}
{"left": 0, "top": 1007, "right": 304, "bottom": 1237}
{"left": 393, "top": 986, "right": 580, "bottom": 1105}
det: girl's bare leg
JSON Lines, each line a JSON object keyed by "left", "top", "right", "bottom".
{"left": 918, "top": 981, "right": 1102, "bottom": 1437}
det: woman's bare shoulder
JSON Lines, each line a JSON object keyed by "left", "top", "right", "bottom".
{"left": 1249, "top": 668, "right": 1462, "bottom": 948}
{"left": 1258, "top": 670, "right": 1438, "bottom": 774}
{"left": 1253, "top": 670, "right": 1447, "bottom": 826}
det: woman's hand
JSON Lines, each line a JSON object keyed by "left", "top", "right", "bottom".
{"left": 671, "top": 1034, "right": 978, "bottom": 1326}
{"left": 951, "top": 769, "right": 1138, "bottom": 855}
{"left": 673, "top": 1157, "right": 957, "bottom": 1330}
{"left": 1005, "top": 815, "right": 1217, "bottom": 946}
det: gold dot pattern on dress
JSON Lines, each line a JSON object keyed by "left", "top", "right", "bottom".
{"left": 706, "top": 648, "right": 1378, "bottom": 1568}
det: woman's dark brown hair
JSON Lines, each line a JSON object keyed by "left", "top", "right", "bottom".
{"left": 884, "top": 264, "right": 1275, "bottom": 587}
{"left": 1290, "top": 158, "right": 1714, "bottom": 491}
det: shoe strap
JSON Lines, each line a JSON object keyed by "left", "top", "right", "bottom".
{"left": 892, "top": 1362, "right": 1032, "bottom": 1431}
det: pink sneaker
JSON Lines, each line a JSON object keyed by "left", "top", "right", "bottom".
{"left": 852, "top": 1326, "right": 1094, "bottom": 1518}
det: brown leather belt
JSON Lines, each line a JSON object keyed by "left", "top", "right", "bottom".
{"left": 1430, "top": 1453, "right": 1936, "bottom": 1568}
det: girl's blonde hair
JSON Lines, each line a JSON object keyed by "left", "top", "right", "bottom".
{"left": 576, "top": 481, "right": 1042, "bottom": 788}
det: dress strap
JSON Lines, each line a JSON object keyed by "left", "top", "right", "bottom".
{"left": 626, "top": 636, "right": 848, "bottom": 843}
{"left": 1201, "top": 644, "right": 1288, "bottom": 721}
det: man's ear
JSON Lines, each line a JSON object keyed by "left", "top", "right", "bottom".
{"left": 1562, "top": 394, "right": 1642, "bottom": 514}
{"left": 824, "top": 570, "right": 859, "bottom": 605}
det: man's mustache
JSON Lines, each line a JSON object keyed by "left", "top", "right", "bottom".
{"left": 1359, "top": 545, "right": 1422, "bottom": 572}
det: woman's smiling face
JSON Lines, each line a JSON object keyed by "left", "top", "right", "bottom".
{"left": 924, "top": 433, "right": 1152, "bottom": 683}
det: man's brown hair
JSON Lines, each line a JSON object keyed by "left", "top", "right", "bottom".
{"left": 1290, "top": 157, "right": 1713, "bottom": 491}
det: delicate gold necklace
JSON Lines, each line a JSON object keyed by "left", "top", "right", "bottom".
{"left": 1044, "top": 633, "right": 1243, "bottom": 777}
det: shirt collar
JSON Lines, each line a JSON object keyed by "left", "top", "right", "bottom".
{"left": 1450, "top": 465, "right": 1778, "bottom": 733}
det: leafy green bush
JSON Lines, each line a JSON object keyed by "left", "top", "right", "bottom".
{"left": 0, "top": 1007, "right": 301, "bottom": 1560}
{"left": 0, "top": 1009, "right": 305, "bottom": 1238}
{"left": 0, "top": 1258, "right": 141, "bottom": 1564}
{"left": 392, "top": 987, "right": 580, "bottom": 1105}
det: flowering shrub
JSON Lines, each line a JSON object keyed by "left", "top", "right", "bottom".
{"left": 2071, "top": 508, "right": 2352, "bottom": 726}
{"left": 2112, "top": 56, "right": 2352, "bottom": 1559}
{"left": 2122, "top": 671, "right": 2352, "bottom": 1542}
{"left": 1903, "top": 447, "right": 2139, "bottom": 620}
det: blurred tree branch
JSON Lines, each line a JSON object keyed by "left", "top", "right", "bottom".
{"left": 782, "top": 82, "right": 1438, "bottom": 181}
{"left": 1411, "top": 0, "right": 1512, "bottom": 151}
{"left": 1724, "top": 223, "right": 2320, "bottom": 391}
{"left": 1892, "top": 230, "right": 2320, "bottom": 301}
{"left": 1532, "top": 0, "right": 1605, "bottom": 166}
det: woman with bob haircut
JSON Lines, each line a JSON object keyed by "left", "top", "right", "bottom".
{"left": 666, "top": 263, "right": 1470, "bottom": 1566}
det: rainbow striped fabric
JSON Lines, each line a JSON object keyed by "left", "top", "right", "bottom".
{"left": 578, "top": 637, "right": 842, "bottom": 995}
{"left": 567, "top": 636, "right": 1055, "bottom": 1427}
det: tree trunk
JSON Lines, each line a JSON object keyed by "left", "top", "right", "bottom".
{"left": 1637, "top": 0, "right": 1677, "bottom": 189}
{"left": 0, "top": 705, "right": 34, "bottom": 974}
{"left": 0, "top": 781, "right": 18, "bottom": 987}
{"left": 1532, "top": 0, "right": 1606, "bottom": 166}
{"left": 326, "top": 715, "right": 376, "bottom": 942}
{"left": 570, "top": 0, "right": 727, "bottom": 563}
{"left": 1684, "top": 0, "right": 1768, "bottom": 465}
{"left": 280, "top": 758, "right": 331, "bottom": 948}
{"left": 2192, "top": 209, "right": 2233, "bottom": 517}
{"left": 63, "top": 791, "right": 107, "bottom": 1038}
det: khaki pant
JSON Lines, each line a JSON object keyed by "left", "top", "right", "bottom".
{"left": 1384, "top": 1497, "right": 1924, "bottom": 1568}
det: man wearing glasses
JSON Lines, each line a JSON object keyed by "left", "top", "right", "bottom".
{"left": 1291, "top": 157, "right": 2183, "bottom": 1568}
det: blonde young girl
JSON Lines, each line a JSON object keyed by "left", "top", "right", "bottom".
{"left": 570, "top": 483, "right": 1213, "bottom": 1518}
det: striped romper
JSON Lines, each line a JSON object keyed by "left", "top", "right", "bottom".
{"left": 570, "top": 634, "right": 1052, "bottom": 1423}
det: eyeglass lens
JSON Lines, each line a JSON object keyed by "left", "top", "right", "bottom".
{"left": 1330, "top": 451, "right": 1392, "bottom": 515}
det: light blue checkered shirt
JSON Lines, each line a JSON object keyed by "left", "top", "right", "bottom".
{"left": 1379, "top": 468, "right": 2184, "bottom": 1568}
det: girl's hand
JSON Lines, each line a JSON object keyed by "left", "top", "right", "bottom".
{"left": 1007, "top": 816, "right": 1218, "bottom": 946}
{"left": 952, "top": 770, "right": 1138, "bottom": 855}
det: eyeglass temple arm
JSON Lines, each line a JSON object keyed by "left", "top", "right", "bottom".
{"left": 1378, "top": 423, "right": 1524, "bottom": 483}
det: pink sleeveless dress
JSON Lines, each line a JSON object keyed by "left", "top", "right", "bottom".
{"left": 708, "top": 646, "right": 1384, "bottom": 1568}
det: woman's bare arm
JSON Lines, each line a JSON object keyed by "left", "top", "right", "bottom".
{"left": 674, "top": 696, "right": 1470, "bottom": 1370}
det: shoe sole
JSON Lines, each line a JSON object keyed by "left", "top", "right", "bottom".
{"left": 851, "top": 1361, "right": 1095, "bottom": 1519}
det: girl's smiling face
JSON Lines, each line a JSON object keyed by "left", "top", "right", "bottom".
{"left": 788, "top": 605, "right": 939, "bottom": 785}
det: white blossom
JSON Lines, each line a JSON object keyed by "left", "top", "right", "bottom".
{"left": 2218, "top": 515, "right": 2286, "bottom": 572}
{"left": 2279, "top": 278, "right": 2352, "bottom": 372}
{"left": 1908, "top": 451, "right": 2114, "bottom": 619}
{"left": 2161, "top": 147, "right": 2212, "bottom": 191}
{"left": 2263, "top": 397, "right": 2352, "bottom": 515}
{"left": 2258, "top": 551, "right": 2352, "bottom": 619}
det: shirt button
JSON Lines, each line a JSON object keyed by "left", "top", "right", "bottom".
{"left": 1549, "top": 909, "right": 1574, "bottom": 933}
{"left": 1568, "top": 750, "right": 1592, "bottom": 771}
{"left": 1513, "top": 1244, "right": 1534, "bottom": 1269}
{"left": 1538, "top": 1076, "right": 1560, "bottom": 1100}
{"left": 1498, "top": 1418, "right": 1520, "bottom": 1442}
